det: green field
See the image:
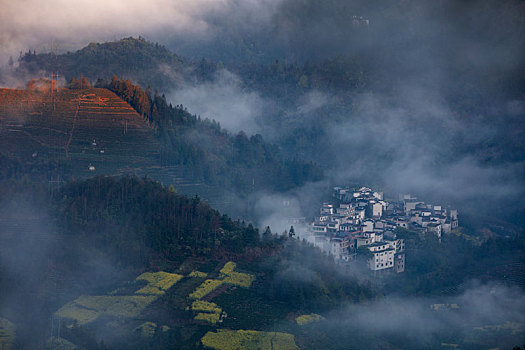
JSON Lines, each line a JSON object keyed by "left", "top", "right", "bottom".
{"left": 55, "top": 271, "right": 182, "bottom": 325}
{"left": 201, "top": 329, "right": 299, "bottom": 350}
{"left": 295, "top": 313, "right": 324, "bottom": 326}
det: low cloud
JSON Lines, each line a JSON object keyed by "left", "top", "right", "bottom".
{"left": 168, "top": 69, "right": 265, "bottom": 134}
{"left": 0, "top": 0, "right": 284, "bottom": 65}
{"left": 317, "top": 282, "right": 525, "bottom": 349}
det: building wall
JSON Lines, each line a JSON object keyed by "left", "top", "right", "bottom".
{"left": 369, "top": 250, "right": 395, "bottom": 270}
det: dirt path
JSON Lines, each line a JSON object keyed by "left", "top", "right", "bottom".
{"left": 64, "top": 95, "right": 83, "bottom": 158}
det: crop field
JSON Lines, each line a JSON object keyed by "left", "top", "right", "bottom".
{"left": 201, "top": 329, "right": 299, "bottom": 350}
{"left": 189, "top": 261, "right": 255, "bottom": 300}
{"left": 55, "top": 270, "right": 181, "bottom": 325}
{"left": 0, "top": 88, "right": 160, "bottom": 177}
{"left": 0, "top": 86, "right": 235, "bottom": 209}
{"left": 191, "top": 300, "right": 224, "bottom": 324}
{"left": 189, "top": 279, "right": 224, "bottom": 300}
{"left": 219, "top": 262, "right": 237, "bottom": 275}
{"left": 222, "top": 272, "right": 255, "bottom": 288}
{"left": 56, "top": 295, "right": 157, "bottom": 324}
{"left": 135, "top": 271, "right": 183, "bottom": 295}
{"left": 192, "top": 300, "right": 222, "bottom": 314}
{"left": 195, "top": 312, "right": 222, "bottom": 324}
{"left": 295, "top": 313, "right": 324, "bottom": 326}
{"left": 0, "top": 318, "right": 15, "bottom": 350}
{"left": 51, "top": 262, "right": 290, "bottom": 346}
{"left": 189, "top": 270, "right": 208, "bottom": 278}
{"left": 219, "top": 262, "right": 255, "bottom": 288}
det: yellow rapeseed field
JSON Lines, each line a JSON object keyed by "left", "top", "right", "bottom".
{"left": 194, "top": 312, "right": 221, "bottom": 324}
{"left": 189, "top": 279, "right": 224, "bottom": 299}
{"left": 295, "top": 313, "right": 324, "bottom": 326}
{"left": 192, "top": 300, "right": 222, "bottom": 313}
{"left": 201, "top": 329, "right": 299, "bottom": 350}
{"left": 135, "top": 272, "right": 183, "bottom": 295}
{"left": 189, "top": 270, "right": 208, "bottom": 278}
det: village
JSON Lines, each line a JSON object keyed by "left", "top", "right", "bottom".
{"left": 299, "top": 187, "right": 459, "bottom": 273}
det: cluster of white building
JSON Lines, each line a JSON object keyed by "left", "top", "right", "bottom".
{"left": 303, "top": 187, "right": 459, "bottom": 273}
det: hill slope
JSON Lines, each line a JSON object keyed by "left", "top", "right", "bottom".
{"left": 15, "top": 37, "right": 187, "bottom": 89}
{"left": 0, "top": 87, "right": 160, "bottom": 176}
{"left": 0, "top": 83, "right": 322, "bottom": 215}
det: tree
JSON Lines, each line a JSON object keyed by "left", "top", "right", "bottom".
{"left": 356, "top": 246, "right": 373, "bottom": 261}
{"left": 289, "top": 225, "right": 295, "bottom": 238}
{"left": 263, "top": 226, "right": 272, "bottom": 240}
{"left": 69, "top": 75, "right": 91, "bottom": 89}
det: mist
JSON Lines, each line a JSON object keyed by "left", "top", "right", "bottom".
{"left": 326, "top": 87, "right": 525, "bottom": 213}
{"left": 0, "top": 0, "right": 287, "bottom": 65}
{"left": 0, "top": 191, "right": 128, "bottom": 347}
{"left": 168, "top": 69, "right": 265, "bottom": 134}
{"left": 312, "top": 282, "right": 525, "bottom": 349}
{"left": 0, "top": 0, "right": 221, "bottom": 63}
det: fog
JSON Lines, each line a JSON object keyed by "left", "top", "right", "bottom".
{"left": 1, "top": 0, "right": 522, "bottom": 222}
{"left": 0, "top": 0, "right": 524, "bottom": 348}
{"left": 0, "top": 193, "right": 126, "bottom": 346}
{"left": 325, "top": 87, "right": 525, "bottom": 211}
{"left": 168, "top": 69, "right": 265, "bottom": 134}
{"left": 0, "top": 0, "right": 221, "bottom": 63}
{"left": 0, "top": 0, "right": 286, "bottom": 65}
{"left": 313, "top": 282, "right": 525, "bottom": 349}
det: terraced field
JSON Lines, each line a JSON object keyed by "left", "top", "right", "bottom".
{"left": 201, "top": 329, "right": 299, "bottom": 350}
{"left": 0, "top": 87, "right": 160, "bottom": 176}
{"left": 55, "top": 271, "right": 182, "bottom": 326}
{"left": 0, "top": 87, "right": 231, "bottom": 208}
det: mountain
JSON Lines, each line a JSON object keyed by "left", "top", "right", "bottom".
{"left": 0, "top": 81, "right": 322, "bottom": 214}
{"left": 0, "top": 86, "right": 160, "bottom": 177}
{"left": 16, "top": 37, "right": 188, "bottom": 90}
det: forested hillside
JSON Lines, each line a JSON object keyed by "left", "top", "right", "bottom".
{"left": 0, "top": 81, "right": 322, "bottom": 210}
{"left": 0, "top": 176, "right": 374, "bottom": 349}
{"left": 16, "top": 37, "right": 187, "bottom": 90}
{"left": 98, "top": 76, "right": 322, "bottom": 192}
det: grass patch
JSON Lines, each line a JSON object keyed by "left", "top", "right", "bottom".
{"left": 201, "top": 329, "right": 299, "bottom": 350}
{"left": 213, "top": 288, "right": 289, "bottom": 330}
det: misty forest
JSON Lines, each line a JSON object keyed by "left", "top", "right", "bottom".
{"left": 0, "top": 0, "right": 524, "bottom": 349}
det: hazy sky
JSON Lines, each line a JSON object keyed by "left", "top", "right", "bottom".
{"left": 0, "top": 0, "right": 283, "bottom": 64}
{"left": 0, "top": 0, "right": 221, "bottom": 62}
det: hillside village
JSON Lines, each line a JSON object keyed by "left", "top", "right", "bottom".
{"left": 301, "top": 187, "right": 459, "bottom": 273}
